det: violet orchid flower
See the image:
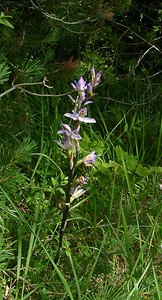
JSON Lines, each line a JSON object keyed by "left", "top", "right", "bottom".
{"left": 64, "top": 108, "right": 96, "bottom": 124}
{"left": 71, "top": 77, "right": 87, "bottom": 91}
{"left": 57, "top": 123, "right": 81, "bottom": 150}
{"left": 79, "top": 151, "right": 98, "bottom": 167}
{"left": 57, "top": 123, "right": 81, "bottom": 139}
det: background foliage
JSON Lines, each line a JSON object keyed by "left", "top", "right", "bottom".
{"left": 0, "top": 0, "right": 161, "bottom": 299}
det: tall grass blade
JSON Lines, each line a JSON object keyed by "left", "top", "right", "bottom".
{"left": 0, "top": 187, "right": 75, "bottom": 300}
{"left": 66, "top": 243, "right": 82, "bottom": 299}
{"left": 85, "top": 233, "right": 107, "bottom": 292}
{"left": 127, "top": 259, "right": 153, "bottom": 299}
{"left": 152, "top": 266, "right": 161, "bottom": 300}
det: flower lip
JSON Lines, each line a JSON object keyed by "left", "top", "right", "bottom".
{"left": 64, "top": 110, "right": 96, "bottom": 124}
{"left": 79, "top": 107, "right": 87, "bottom": 117}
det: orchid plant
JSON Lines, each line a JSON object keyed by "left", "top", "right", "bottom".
{"left": 54, "top": 67, "right": 101, "bottom": 263}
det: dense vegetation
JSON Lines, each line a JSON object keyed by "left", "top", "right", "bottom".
{"left": 0, "top": 1, "right": 162, "bottom": 299}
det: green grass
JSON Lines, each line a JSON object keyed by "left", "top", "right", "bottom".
{"left": 0, "top": 78, "right": 161, "bottom": 300}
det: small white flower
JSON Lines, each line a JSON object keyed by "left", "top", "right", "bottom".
{"left": 70, "top": 186, "right": 86, "bottom": 203}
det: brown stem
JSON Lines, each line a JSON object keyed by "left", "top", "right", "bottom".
{"left": 54, "top": 167, "right": 73, "bottom": 264}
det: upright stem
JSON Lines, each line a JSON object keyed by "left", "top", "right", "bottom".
{"left": 54, "top": 166, "right": 73, "bottom": 264}
{"left": 54, "top": 70, "right": 101, "bottom": 264}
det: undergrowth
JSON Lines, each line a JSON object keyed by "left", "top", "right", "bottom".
{"left": 0, "top": 3, "right": 162, "bottom": 297}
{"left": 0, "top": 79, "right": 161, "bottom": 299}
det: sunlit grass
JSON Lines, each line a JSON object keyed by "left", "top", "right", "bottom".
{"left": 0, "top": 81, "right": 161, "bottom": 299}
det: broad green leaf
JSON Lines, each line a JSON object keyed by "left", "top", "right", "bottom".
{"left": 115, "top": 146, "right": 138, "bottom": 171}
{"left": 0, "top": 18, "right": 14, "bottom": 29}
{"left": 108, "top": 160, "right": 123, "bottom": 173}
{"left": 149, "top": 166, "right": 162, "bottom": 174}
{"left": 136, "top": 164, "right": 150, "bottom": 177}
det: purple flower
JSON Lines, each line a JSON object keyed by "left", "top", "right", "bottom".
{"left": 90, "top": 67, "right": 101, "bottom": 87}
{"left": 70, "top": 186, "right": 86, "bottom": 203}
{"left": 81, "top": 151, "right": 97, "bottom": 166}
{"left": 86, "top": 83, "right": 93, "bottom": 95}
{"left": 64, "top": 108, "right": 96, "bottom": 124}
{"left": 57, "top": 123, "right": 81, "bottom": 150}
{"left": 71, "top": 77, "right": 87, "bottom": 91}
{"left": 57, "top": 124, "right": 81, "bottom": 139}
{"left": 94, "top": 71, "right": 102, "bottom": 86}
{"left": 90, "top": 66, "right": 95, "bottom": 78}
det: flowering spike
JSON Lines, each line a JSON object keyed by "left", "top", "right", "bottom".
{"left": 55, "top": 67, "right": 101, "bottom": 264}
